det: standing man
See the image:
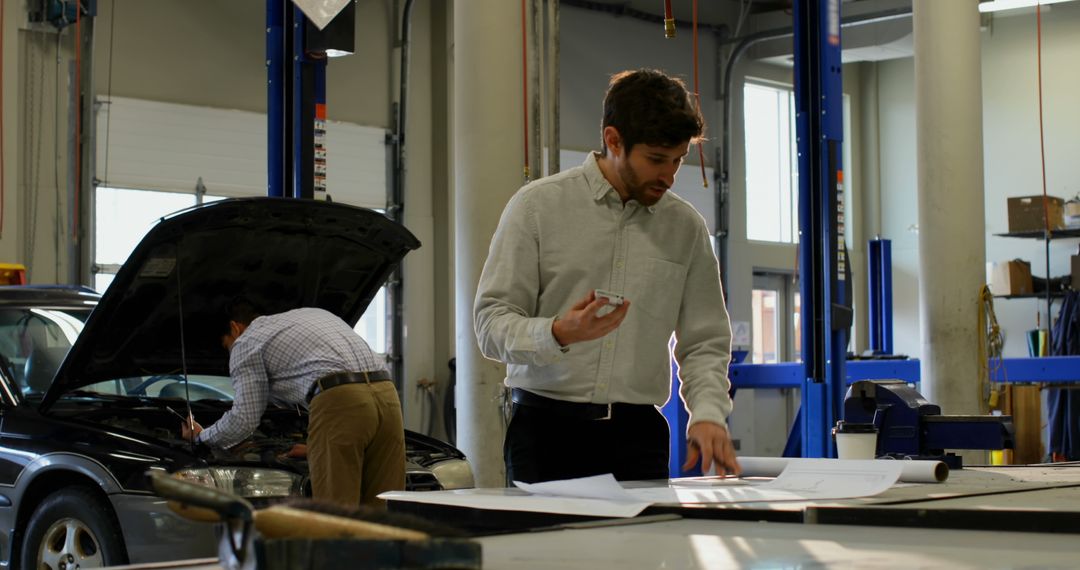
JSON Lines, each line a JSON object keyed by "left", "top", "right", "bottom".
{"left": 475, "top": 69, "right": 739, "bottom": 483}
{"left": 181, "top": 299, "right": 405, "bottom": 508}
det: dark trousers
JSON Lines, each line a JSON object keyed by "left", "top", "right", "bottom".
{"left": 504, "top": 398, "right": 670, "bottom": 484}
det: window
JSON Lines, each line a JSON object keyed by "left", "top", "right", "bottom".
{"left": 744, "top": 83, "right": 798, "bottom": 244}
{"left": 93, "top": 187, "right": 225, "bottom": 293}
{"left": 0, "top": 307, "right": 91, "bottom": 400}
{"left": 92, "top": 187, "right": 388, "bottom": 353}
{"left": 751, "top": 272, "right": 801, "bottom": 363}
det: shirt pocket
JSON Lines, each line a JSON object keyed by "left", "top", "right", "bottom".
{"left": 626, "top": 257, "right": 687, "bottom": 326}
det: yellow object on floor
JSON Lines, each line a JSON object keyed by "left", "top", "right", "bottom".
{"left": 0, "top": 263, "right": 26, "bottom": 285}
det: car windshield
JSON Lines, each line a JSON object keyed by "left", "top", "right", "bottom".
{"left": 0, "top": 307, "right": 91, "bottom": 401}
{"left": 77, "top": 374, "right": 235, "bottom": 401}
{"left": 0, "top": 306, "right": 236, "bottom": 403}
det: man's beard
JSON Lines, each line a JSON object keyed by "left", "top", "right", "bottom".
{"left": 617, "top": 160, "right": 668, "bottom": 207}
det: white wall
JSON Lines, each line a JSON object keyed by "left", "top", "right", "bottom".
{"left": 877, "top": 4, "right": 1080, "bottom": 358}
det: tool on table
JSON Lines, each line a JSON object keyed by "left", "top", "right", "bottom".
{"left": 147, "top": 471, "right": 481, "bottom": 570}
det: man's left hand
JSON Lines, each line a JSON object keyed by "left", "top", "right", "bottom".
{"left": 683, "top": 421, "right": 741, "bottom": 476}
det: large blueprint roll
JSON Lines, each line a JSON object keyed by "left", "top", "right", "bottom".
{"left": 736, "top": 456, "right": 949, "bottom": 483}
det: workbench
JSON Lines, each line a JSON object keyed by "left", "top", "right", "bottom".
{"left": 112, "top": 464, "right": 1080, "bottom": 569}
{"left": 387, "top": 463, "right": 1080, "bottom": 535}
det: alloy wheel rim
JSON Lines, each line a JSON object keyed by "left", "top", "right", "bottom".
{"left": 37, "top": 517, "right": 104, "bottom": 569}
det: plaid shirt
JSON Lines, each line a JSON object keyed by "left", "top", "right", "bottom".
{"left": 197, "top": 307, "right": 386, "bottom": 449}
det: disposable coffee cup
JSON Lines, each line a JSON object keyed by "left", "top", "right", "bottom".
{"left": 833, "top": 421, "right": 878, "bottom": 460}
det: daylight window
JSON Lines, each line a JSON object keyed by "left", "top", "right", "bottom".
{"left": 93, "top": 188, "right": 387, "bottom": 353}
{"left": 744, "top": 82, "right": 798, "bottom": 244}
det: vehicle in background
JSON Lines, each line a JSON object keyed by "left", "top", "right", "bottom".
{"left": 0, "top": 199, "right": 473, "bottom": 569}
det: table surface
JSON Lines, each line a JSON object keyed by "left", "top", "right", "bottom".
{"left": 112, "top": 464, "right": 1080, "bottom": 569}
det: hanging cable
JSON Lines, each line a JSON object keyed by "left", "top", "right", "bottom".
{"left": 521, "top": 0, "right": 530, "bottom": 181}
{"left": 1036, "top": 4, "right": 1052, "bottom": 348}
{"left": 0, "top": 0, "right": 5, "bottom": 238}
{"left": 74, "top": 0, "right": 82, "bottom": 241}
{"left": 103, "top": 0, "right": 118, "bottom": 188}
{"left": 979, "top": 285, "right": 1006, "bottom": 412}
{"left": 692, "top": 0, "right": 707, "bottom": 187}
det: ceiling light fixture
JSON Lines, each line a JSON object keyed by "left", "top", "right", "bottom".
{"left": 979, "top": 0, "right": 1076, "bottom": 13}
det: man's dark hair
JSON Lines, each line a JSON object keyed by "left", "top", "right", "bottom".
{"left": 600, "top": 69, "right": 705, "bottom": 156}
{"left": 224, "top": 297, "right": 263, "bottom": 332}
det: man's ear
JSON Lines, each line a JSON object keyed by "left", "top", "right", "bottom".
{"left": 230, "top": 321, "right": 246, "bottom": 338}
{"left": 602, "top": 126, "right": 623, "bottom": 157}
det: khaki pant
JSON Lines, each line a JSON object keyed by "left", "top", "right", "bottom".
{"left": 307, "top": 381, "right": 405, "bottom": 508}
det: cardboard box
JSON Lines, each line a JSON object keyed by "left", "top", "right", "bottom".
{"left": 1007, "top": 195, "right": 1065, "bottom": 233}
{"left": 1066, "top": 200, "right": 1080, "bottom": 228}
{"left": 1073, "top": 255, "right": 1080, "bottom": 291}
{"left": 989, "top": 260, "right": 1033, "bottom": 296}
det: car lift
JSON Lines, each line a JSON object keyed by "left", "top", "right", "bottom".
{"left": 266, "top": 1, "right": 356, "bottom": 200}
{"left": 792, "top": 0, "right": 850, "bottom": 458}
{"left": 264, "top": 1, "right": 413, "bottom": 385}
{"left": 663, "top": 0, "right": 1079, "bottom": 473}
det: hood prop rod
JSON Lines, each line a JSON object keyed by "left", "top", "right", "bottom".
{"left": 175, "top": 244, "right": 196, "bottom": 455}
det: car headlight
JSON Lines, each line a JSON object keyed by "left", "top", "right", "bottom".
{"left": 173, "top": 467, "right": 304, "bottom": 498}
{"left": 430, "top": 460, "right": 475, "bottom": 490}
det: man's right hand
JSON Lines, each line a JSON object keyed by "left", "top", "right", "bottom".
{"left": 552, "top": 290, "right": 631, "bottom": 347}
{"left": 180, "top": 419, "right": 203, "bottom": 442}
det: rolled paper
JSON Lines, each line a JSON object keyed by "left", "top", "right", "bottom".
{"left": 734, "top": 456, "right": 949, "bottom": 483}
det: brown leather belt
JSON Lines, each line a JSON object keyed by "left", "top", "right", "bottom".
{"left": 511, "top": 387, "right": 651, "bottom": 421}
{"left": 306, "top": 370, "right": 392, "bottom": 403}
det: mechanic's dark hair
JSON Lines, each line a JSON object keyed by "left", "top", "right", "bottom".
{"left": 600, "top": 69, "right": 705, "bottom": 157}
{"left": 224, "top": 297, "right": 263, "bottom": 329}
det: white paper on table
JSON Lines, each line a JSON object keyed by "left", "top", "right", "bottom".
{"left": 382, "top": 460, "right": 905, "bottom": 516}
{"left": 513, "top": 473, "right": 642, "bottom": 502}
{"left": 629, "top": 458, "right": 904, "bottom": 504}
{"left": 379, "top": 487, "right": 650, "bottom": 518}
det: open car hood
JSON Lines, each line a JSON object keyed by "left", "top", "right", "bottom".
{"left": 42, "top": 198, "right": 419, "bottom": 410}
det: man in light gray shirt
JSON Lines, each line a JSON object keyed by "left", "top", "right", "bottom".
{"left": 475, "top": 69, "right": 740, "bottom": 483}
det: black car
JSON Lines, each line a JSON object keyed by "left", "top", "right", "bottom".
{"left": 0, "top": 199, "right": 473, "bottom": 569}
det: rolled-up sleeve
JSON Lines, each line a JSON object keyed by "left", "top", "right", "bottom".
{"left": 474, "top": 190, "right": 566, "bottom": 367}
{"left": 674, "top": 224, "right": 733, "bottom": 430}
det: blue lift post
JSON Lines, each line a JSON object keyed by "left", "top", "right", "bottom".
{"left": 266, "top": 1, "right": 339, "bottom": 199}
{"left": 794, "top": 0, "right": 849, "bottom": 458}
{"left": 868, "top": 238, "right": 894, "bottom": 355}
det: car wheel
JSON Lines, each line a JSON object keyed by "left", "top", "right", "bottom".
{"left": 20, "top": 486, "right": 128, "bottom": 570}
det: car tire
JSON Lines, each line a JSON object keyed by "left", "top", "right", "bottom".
{"left": 20, "top": 486, "right": 128, "bottom": 570}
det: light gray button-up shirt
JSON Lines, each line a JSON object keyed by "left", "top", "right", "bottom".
{"left": 474, "top": 153, "right": 733, "bottom": 428}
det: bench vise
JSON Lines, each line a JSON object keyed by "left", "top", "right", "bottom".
{"left": 843, "top": 380, "right": 1014, "bottom": 468}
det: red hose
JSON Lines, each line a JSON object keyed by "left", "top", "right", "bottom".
{"left": 664, "top": 0, "right": 675, "bottom": 38}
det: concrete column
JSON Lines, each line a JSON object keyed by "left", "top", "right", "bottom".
{"left": 454, "top": 0, "right": 524, "bottom": 487}
{"left": 0, "top": 0, "right": 18, "bottom": 265}
{"left": 913, "top": 0, "right": 986, "bottom": 416}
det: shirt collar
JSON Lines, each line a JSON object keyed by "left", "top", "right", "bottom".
{"left": 583, "top": 152, "right": 658, "bottom": 213}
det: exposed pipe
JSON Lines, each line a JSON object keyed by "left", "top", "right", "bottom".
{"left": 546, "top": 0, "right": 560, "bottom": 175}
{"left": 388, "top": 0, "right": 415, "bottom": 386}
{"left": 716, "top": 6, "right": 913, "bottom": 285}
{"left": 664, "top": 0, "right": 675, "bottom": 38}
{"left": 529, "top": 0, "right": 542, "bottom": 179}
